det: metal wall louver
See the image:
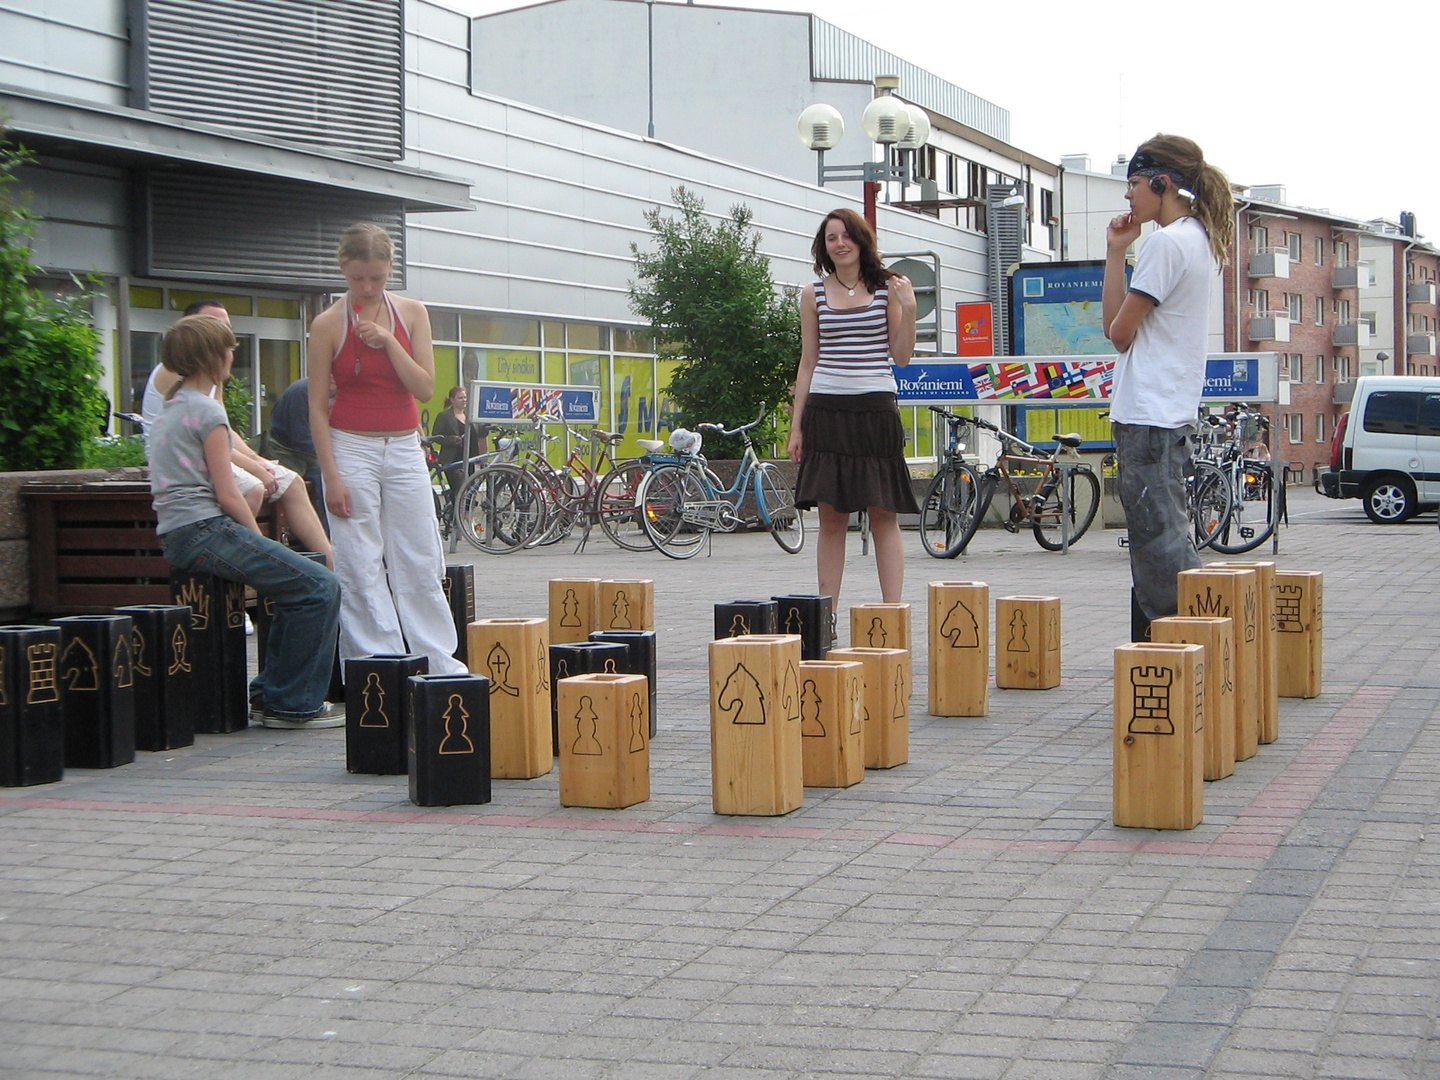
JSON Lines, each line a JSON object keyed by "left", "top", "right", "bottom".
{"left": 987, "top": 184, "right": 1025, "bottom": 357}
{"left": 133, "top": 0, "right": 404, "bottom": 162}
{"left": 140, "top": 171, "right": 405, "bottom": 290}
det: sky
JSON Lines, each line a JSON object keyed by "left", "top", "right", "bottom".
{"left": 449, "top": 0, "right": 1440, "bottom": 240}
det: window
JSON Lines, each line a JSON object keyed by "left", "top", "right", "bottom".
{"left": 1315, "top": 355, "right": 1327, "bottom": 384}
{"left": 1336, "top": 298, "right": 1351, "bottom": 322}
{"left": 1315, "top": 298, "right": 1325, "bottom": 326}
{"left": 1287, "top": 233, "right": 1302, "bottom": 262}
{"left": 1314, "top": 237, "right": 1325, "bottom": 266}
{"left": 1249, "top": 288, "right": 1269, "bottom": 313}
{"left": 1315, "top": 414, "right": 1326, "bottom": 442}
{"left": 1278, "top": 353, "right": 1295, "bottom": 380}
{"left": 1335, "top": 356, "right": 1353, "bottom": 382}
{"left": 1286, "top": 413, "right": 1303, "bottom": 443}
{"left": 1361, "top": 311, "right": 1377, "bottom": 336}
{"left": 1249, "top": 224, "right": 1269, "bottom": 251}
{"left": 1286, "top": 293, "right": 1302, "bottom": 322}
{"left": 1334, "top": 239, "right": 1350, "bottom": 267}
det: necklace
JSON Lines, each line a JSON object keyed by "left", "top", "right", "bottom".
{"left": 833, "top": 272, "right": 861, "bottom": 297}
{"left": 350, "top": 294, "right": 382, "bottom": 375}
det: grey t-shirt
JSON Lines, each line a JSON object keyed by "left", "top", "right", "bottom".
{"left": 149, "top": 388, "right": 229, "bottom": 535}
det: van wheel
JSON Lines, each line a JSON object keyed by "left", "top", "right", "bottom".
{"left": 1362, "top": 476, "right": 1416, "bottom": 523}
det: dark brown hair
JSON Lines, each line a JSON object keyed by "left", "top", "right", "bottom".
{"left": 811, "top": 208, "right": 892, "bottom": 293}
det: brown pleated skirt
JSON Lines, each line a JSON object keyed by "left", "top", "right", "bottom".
{"left": 795, "top": 392, "right": 920, "bottom": 515}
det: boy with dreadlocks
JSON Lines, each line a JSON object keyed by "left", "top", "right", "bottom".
{"left": 1103, "top": 133, "right": 1234, "bottom": 641}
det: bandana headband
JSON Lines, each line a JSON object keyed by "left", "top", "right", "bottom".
{"left": 1127, "top": 149, "right": 1191, "bottom": 190}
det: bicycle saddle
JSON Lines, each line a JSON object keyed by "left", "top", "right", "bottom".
{"left": 636, "top": 439, "right": 665, "bottom": 452}
{"left": 593, "top": 429, "right": 624, "bottom": 446}
{"left": 1054, "top": 433, "right": 1083, "bottom": 448}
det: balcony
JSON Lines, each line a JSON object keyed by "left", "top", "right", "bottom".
{"left": 1407, "top": 281, "right": 1438, "bottom": 305}
{"left": 1248, "top": 314, "right": 1291, "bottom": 343}
{"left": 1407, "top": 333, "right": 1437, "bottom": 356}
{"left": 1333, "top": 265, "right": 1373, "bottom": 290}
{"left": 1333, "top": 321, "right": 1371, "bottom": 347}
{"left": 1249, "top": 251, "right": 1290, "bottom": 279}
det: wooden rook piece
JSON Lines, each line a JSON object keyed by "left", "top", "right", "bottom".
{"left": 471, "top": 618, "right": 552, "bottom": 779}
{"left": 549, "top": 641, "right": 629, "bottom": 755}
{"left": 709, "top": 634, "right": 804, "bottom": 815}
{"left": 0, "top": 625, "right": 65, "bottom": 787}
{"left": 1210, "top": 560, "right": 1279, "bottom": 743}
{"left": 549, "top": 577, "right": 601, "bottom": 644}
{"left": 714, "top": 599, "right": 778, "bottom": 640}
{"left": 115, "top": 604, "right": 197, "bottom": 751}
{"left": 996, "top": 595, "right": 1061, "bottom": 690}
{"left": 1151, "top": 616, "right": 1236, "bottom": 781}
{"left": 1178, "top": 567, "right": 1259, "bottom": 761}
{"left": 557, "top": 672, "right": 650, "bottom": 809}
{"left": 407, "top": 673, "right": 491, "bottom": 806}
{"left": 170, "top": 570, "right": 249, "bottom": 733}
{"left": 443, "top": 564, "right": 476, "bottom": 665}
{"left": 772, "top": 594, "right": 833, "bottom": 661}
{"left": 345, "top": 654, "right": 428, "bottom": 775}
{"left": 590, "top": 630, "right": 658, "bottom": 738}
{"left": 1274, "top": 571, "right": 1323, "bottom": 699}
{"left": 1114, "top": 642, "right": 1205, "bottom": 829}
{"left": 927, "top": 581, "right": 989, "bottom": 717}
{"left": 827, "top": 646, "right": 910, "bottom": 769}
{"left": 52, "top": 615, "right": 136, "bottom": 769}
{"left": 796, "top": 659, "right": 864, "bottom": 788}
{"left": 598, "top": 579, "right": 655, "bottom": 632}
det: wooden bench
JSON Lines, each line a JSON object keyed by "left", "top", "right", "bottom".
{"left": 22, "top": 480, "right": 279, "bottom": 616}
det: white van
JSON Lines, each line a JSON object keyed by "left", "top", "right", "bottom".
{"left": 1318, "top": 376, "right": 1440, "bottom": 522}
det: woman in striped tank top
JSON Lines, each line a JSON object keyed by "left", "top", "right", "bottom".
{"left": 788, "top": 209, "right": 919, "bottom": 609}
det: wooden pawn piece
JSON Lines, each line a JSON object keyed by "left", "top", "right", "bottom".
{"left": 597, "top": 579, "right": 654, "bottom": 631}
{"left": 1273, "top": 571, "right": 1323, "bottom": 698}
{"left": 797, "top": 659, "right": 865, "bottom": 788}
{"left": 468, "top": 618, "right": 553, "bottom": 779}
{"left": 1209, "top": 560, "right": 1279, "bottom": 743}
{"left": 1113, "top": 642, "right": 1205, "bottom": 830}
{"left": 849, "top": 603, "right": 912, "bottom": 706}
{"left": 1151, "top": 616, "right": 1236, "bottom": 781}
{"left": 827, "top": 646, "right": 909, "bottom": 769}
{"left": 708, "top": 634, "right": 803, "bottom": 815}
{"left": 557, "top": 672, "right": 650, "bottom": 809}
{"left": 927, "top": 581, "right": 989, "bottom": 717}
{"left": 1178, "top": 568, "right": 1259, "bottom": 761}
{"left": 995, "top": 595, "right": 1061, "bottom": 690}
{"left": 549, "top": 578, "right": 601, "bottom": 644}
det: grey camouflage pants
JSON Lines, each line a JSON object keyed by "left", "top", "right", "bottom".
{"left": 1113, "top": 422, "right": 1200, "bottom": 640}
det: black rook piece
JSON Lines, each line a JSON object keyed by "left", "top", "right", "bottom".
{"left": 713, "top": 599, "right": 779, "bottom": 641}
{"left": 170, "top": 570, "right": 249, "bottom": 733}
{"left": 408, "top": 673, "right": 491, "bottom": 806}
{"left": 51, "top": 615, "right": 136, "bottom": 769}
{"left": 589, "top": 629, "right": 658, "bottom": 738}
{"left": 443, "top": 565, "right": 476, "bottom": 665}
{"left": 345, "top": 654, "right": 428, "bottom": 775}
{"left": 772, "top": 594, "right": 833, "bottom": 660}
{"left": 0, "top": 625, "right": 65, "bottom": 787}
{"left": 115, "top": 604, "right": 197, "bottom": 752}
{"left": 548, "top": 641, "right": 629, "bottom": 755}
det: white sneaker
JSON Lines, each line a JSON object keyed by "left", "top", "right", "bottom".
{"left": 244, "top": 613, "right": 255, "bottom": 636}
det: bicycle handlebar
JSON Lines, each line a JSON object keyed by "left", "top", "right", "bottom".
{"left": 696, "top": 406, "right": 766, "bottom": 438}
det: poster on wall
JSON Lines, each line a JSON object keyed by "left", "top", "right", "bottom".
{"left": 956, "top": 302, "right": 994, "bottom": 357}
{"left": 1010, "top": 261, "right": 1121, "bottom": 357}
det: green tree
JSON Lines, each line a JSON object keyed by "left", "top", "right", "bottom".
{"left": 629, "top": 187, "right": 800, "bottom": 458}
{"left": 0, "top": 137, "right": 106, "bottom": 471}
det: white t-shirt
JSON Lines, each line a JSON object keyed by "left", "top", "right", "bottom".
{"left": 1110, "top": 215, "right": 1216, "bottom": 428}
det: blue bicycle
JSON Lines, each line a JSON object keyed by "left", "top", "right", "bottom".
{"left": 635, "top": 410, "right": 804, "bottom": 559}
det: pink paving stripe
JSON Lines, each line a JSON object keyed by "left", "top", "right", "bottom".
{"left": 0, "top": 685, "right": 1395, "bottom": 859}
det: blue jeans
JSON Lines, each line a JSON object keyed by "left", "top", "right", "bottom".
{"left": 1114, "top": 423, "right": 1201, "bottom": 639}
{"left": 160, "top": 516, "right": 341, "bottom": 719}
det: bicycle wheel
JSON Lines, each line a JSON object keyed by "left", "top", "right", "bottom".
{"left": 593, "top": 461, "right": 654, "bottom": 551}
{"left": 1032, "top": 467, "right": 1100, "bottom": 550}
{"left": 1209, "top": 461, "right": 1281, "bottom": 554}
{"left": 1189, "top": 461, "right": 1232, "bottom": 550}
{"left": 754, "top": 463, "right": 804, "bottom": 554}
{"left": 529, "top": 472, "right": 585, "bottom": 547}
{"left": 638, "top": 465, "right": 709, "bottom": 560}
{"left": 919, "top": 464, "right": 981, "bottom": 558}
{"left": 455, "top": 465, "right": 544, "bottom": 554}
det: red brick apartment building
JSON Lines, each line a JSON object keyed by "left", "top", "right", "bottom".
{"left": 1223, "top": 191, "right": 1440, "bottom": 483}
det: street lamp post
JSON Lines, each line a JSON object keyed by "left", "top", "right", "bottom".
{"left": 797, "top": 76, "right": 929, "bottom": 231}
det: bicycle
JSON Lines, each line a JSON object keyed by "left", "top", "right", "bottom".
{"left": 966, "top": 414, "right": 1100, "bottom": 551}
{"left": 634, "top": 409, "right": 804, "bottom": 560}
{"left": 919, "top": 405, "right": 984, "bottom": 558}
{"left": 1195, "top": 407, "right": 1283, "bottom": 554}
